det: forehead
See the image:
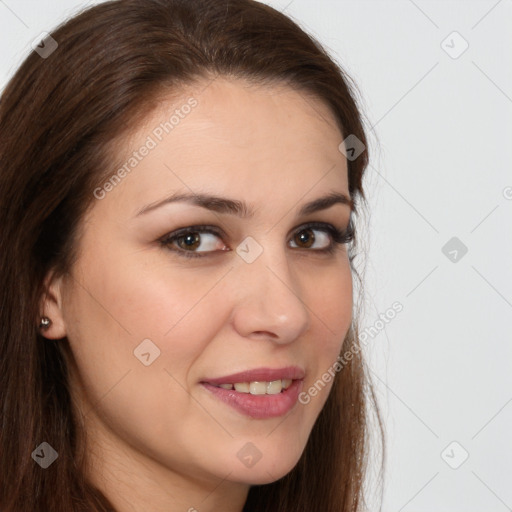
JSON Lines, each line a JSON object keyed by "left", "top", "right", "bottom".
{"left": 98, "top": 77, "right": 349, "bottom": 215}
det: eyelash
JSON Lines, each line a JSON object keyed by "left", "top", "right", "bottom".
{"left": 159, "top": 221, "right": 354, "bottom": 260}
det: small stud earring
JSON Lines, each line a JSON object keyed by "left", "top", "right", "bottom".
{"left": 39, "top": 317, "right": 52, "bottom": 330}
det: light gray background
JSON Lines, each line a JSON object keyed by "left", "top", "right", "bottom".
{"left": 1, "top": 1, "right": 511, "bottom": 510}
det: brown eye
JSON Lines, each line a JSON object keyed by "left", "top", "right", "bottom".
{"left": 294, "top": 228, "right": 315, "bottom": 248}
{"left": 177, "top": 232, "right": 201, "bottom": 250}
{"left": 161, "top": 226, "right": 228, "bottom": 258}
{"left": 290, "top": 225, "right": 332, "bottom": 250}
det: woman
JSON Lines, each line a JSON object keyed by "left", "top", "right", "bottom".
{"left": 0, "top": 0, "right": 385, "bottom": 510}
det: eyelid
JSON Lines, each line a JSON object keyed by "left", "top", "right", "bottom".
{"left": 159, "top": 224, "right": 227, "bottom": 256}
{"left": 160, "top": 224, "right": 225, "bottom": 241}
{"left": 291, "top": 220, "right": 354, "bottom": 249}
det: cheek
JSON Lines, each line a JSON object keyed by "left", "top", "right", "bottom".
{"left": 63, "top": 253, "right": 235, "bottom": 469}
{"left": 305, "top": 258, "right": 353, "bottom": 341}
{"left": 71, "top": 241, "right": 229, "bottom": 344}
{"left": 299, "top": 262, "right": 352, "bottom": 408}
{"left": 63, "top": 246, "right": 230, "bottom": 413}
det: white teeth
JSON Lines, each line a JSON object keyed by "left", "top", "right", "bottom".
{"left": 215, "top": 379, "right": 293, "bottom": 394}
{"left": 266, "top": 380, "right": 282, "bottom": 395}
{"left": 234, "top": 382, "right": 250, "bottom": 393}
{"left": 249, "top": 381, "right": 267, "bottom": 395}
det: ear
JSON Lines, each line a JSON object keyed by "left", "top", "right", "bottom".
{"left": 38, "top": 270, "right": 68, "bottom": 340}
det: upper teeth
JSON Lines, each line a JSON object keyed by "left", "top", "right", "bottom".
{"left": 215, "top": 379, "right": 293, "bottom": 395}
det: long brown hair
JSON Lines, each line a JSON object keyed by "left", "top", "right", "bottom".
{"left": 0, "top": 0, "right": 385, "bottom": 510}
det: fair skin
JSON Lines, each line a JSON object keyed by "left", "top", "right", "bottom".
{"left": 40, "top": 77, "right": 353, "bottom": 512}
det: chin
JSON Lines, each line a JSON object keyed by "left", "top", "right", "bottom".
{"left": 224, "top": 451, "right": 302, "bottom": 486}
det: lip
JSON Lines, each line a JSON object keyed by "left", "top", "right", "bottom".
{"left": 201, "top": 379, "right": 303, "bottom": 419}
{"left": 200, "top": 366, "right": 305, "bottom": 419}
{"left": 201, "top": 366, "right": 305, "bottom": 386}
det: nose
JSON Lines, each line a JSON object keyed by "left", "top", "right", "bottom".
{"left": 229, "top": 244, "right": 311, "bottom": 344}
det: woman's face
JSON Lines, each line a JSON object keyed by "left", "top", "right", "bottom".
{"left": 45, "top": 77, "right": 353, "bottom": 505}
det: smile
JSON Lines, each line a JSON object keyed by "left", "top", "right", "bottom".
{"left": 211, "top": 379, "right": 293, "bottom": 394}
{"left": 201, "top": 366, "right": 305, "bottom": 418}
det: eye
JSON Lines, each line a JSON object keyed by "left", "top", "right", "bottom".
{"left": 290, "top": 226, "right": 330, "bottom": 250}
{"left": 289, "top": 222, "right": 353, "bottom": 252}
{"left": 160, "top": 222, "right": 353, "bottom": 259}
{"left": 160, "top": 225, "right": 227, "bottom": 258}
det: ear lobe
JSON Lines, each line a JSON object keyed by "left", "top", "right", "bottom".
{"left": 39, "top": 271, "right": 67, "bottom": 340}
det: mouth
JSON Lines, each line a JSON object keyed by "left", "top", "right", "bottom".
{"left": 207, "top": 378, "right": 293, "bottom": 395}
{"left": 200, "top": 366, "right": 305, "bottom": 419}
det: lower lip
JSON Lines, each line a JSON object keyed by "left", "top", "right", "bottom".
{"left": 201, "top": 380, "right": 303, "bottom": 419}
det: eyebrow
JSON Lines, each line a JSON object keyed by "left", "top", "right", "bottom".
{"left": 135, "top": 190, "right": 353, "bottom": 218}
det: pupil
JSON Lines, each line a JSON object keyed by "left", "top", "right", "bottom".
{"left": 181, "top": 233, "right": 200, "bottom": 249}
{"left": 297, "top": 228, "right": 314, "bottom": 248}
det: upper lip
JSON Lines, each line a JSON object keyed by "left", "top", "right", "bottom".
{"left": 202, "top": 366, "right": 305, "bottom": 385}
